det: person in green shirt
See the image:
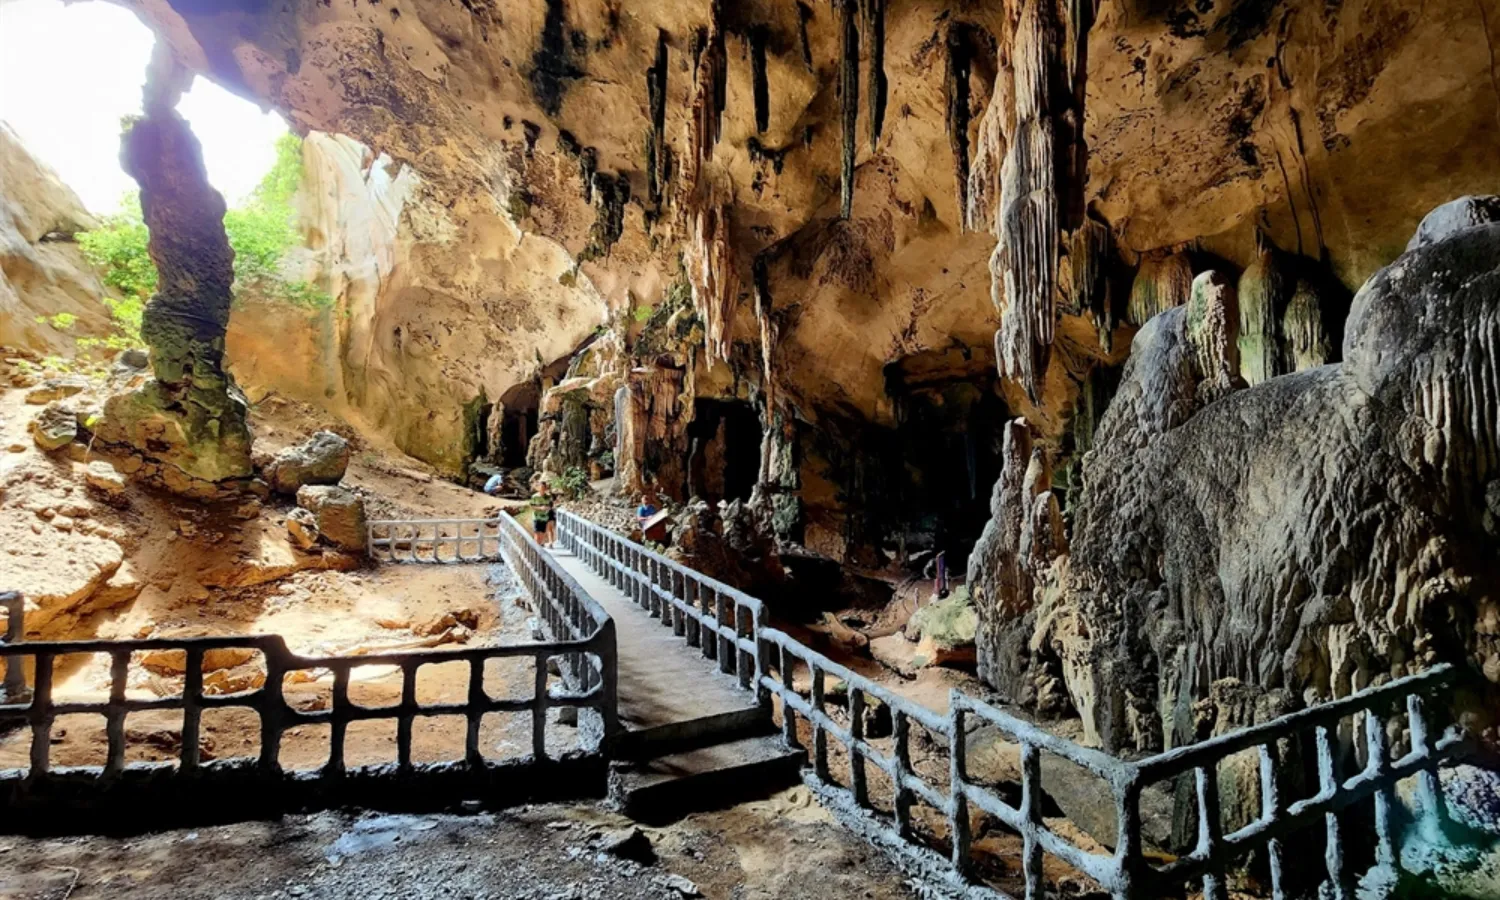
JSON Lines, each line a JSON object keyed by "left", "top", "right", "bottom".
{"left": 530, "top": 483, "right": 556, "bottom": 547}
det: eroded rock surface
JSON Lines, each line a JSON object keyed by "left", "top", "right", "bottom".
{"left": 995, "top": 210, "right": 1500, "bottom": 753}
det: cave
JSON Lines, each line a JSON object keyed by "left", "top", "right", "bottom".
{"left": 495, "top": 380, "right": 539, "bottom": 468}
{"left": 685, "top": 398, "right": 760, "bottom": 504}
{"left": 3, "top": 0, "right": 1498, "bottom": 895}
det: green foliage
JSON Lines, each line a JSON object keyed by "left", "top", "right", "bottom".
{"left": 35, "top": 312, "right": 78, "bottom": 331}
{"left": 75, "top": 132, "right": 331, "bottom": 355}
{"left": 547, "top": 466, "right": 591, "bottom": 500}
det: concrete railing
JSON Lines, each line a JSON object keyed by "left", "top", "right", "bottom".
{"left": 0, "top": 512, "right": 617, "bottom": 830}
{"left": 556, "top": 509, "right": 1469, "bottom": 900}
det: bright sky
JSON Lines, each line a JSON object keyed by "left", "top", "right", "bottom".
{"left": 0, "top": 0, "right": 288, "bottom": 214}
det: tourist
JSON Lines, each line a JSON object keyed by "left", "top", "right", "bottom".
{"left": 636, "top": 493, "right": 658, "bottom": 531}
{"left": 483, "top": 470, "right": 507, "bottom": 496}
{"left": 531, "top": 483, "right": 555, "bottom": 547}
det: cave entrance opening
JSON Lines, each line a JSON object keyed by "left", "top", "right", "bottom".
{"left": 883, "top": 352, "right": 1011, "bottom": 574}
{"left": 496, "top": 382, "right": 541, "bottom": 468}
{"left": 686, "top": 399, "right": 761, "bottom": 505}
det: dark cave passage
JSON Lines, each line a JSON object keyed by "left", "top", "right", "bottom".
{"left": 687, "top": 398, "right": 761, "bottom": 505}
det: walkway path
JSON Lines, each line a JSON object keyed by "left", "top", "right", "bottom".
{"left": 547, "top": 547, "right": 758, "bottom": 738}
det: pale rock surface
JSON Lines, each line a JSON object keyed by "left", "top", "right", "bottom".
{"left": 0, "top": 124, "right": 110, "bottom": 355}
{"left": 296, "top": 484, "right": 368, "bottom": 552}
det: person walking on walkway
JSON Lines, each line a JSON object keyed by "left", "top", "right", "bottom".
{"left": 531, "top": 483, "right": 557, "bottom": 547}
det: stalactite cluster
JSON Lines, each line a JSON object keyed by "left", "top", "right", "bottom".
{"left": 1125, "top": 252, "right": 1194, "bottom": 326}
{"left": 750, "top": 26, "right": 771, "bottom": 134}
{"left": 838, "top": 0, "right": 860, "bottom": 219}
{"left": 684, "top": 2, "right": 727, "bottom": 199}
{"left": 645, "top": 29, "right": 670, "bottom": 209}
{"left": 686, "top": 190, "right": 737, "bottom": 368}
{"left": 986, "top": 0, "right": 1099, "bottom": 404}
{"left": 1069, "top": 215, "right": 1114, "bottom": 351}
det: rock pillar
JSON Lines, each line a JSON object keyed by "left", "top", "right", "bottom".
{"left": 96, "top": 49, "right": 252, "bottom": 491}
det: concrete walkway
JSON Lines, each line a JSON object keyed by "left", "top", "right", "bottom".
{"left": 547, "top": 547, "right": 757, "bottom": 736}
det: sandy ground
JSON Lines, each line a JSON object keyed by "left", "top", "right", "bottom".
{"left": 0, "top": 788, "right": 919, "bottom": 900}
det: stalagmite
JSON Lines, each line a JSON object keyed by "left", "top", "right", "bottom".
{"left": 1283, "top": 280, "right": 1332, "bottom": 373}
{"left": 686, "top": 190, "right": 737, "bottom": 367}
{"left": 646, "top": 29, "right": 669, "bottom": 208}
{"left": 1236, "top": 230, "right": 1291, "bottom": 386}
{"left": 944, "top": 25, "right": 973, "bottom": 223}
{"left": 750, "top": 26, "right": 771, "bottom": 134}
{"left": 838, "top": 0, "right": 860, "bottom": 219}
{"left": 1186, "top": 270, "right": 1241, "bottom": 404}
{"left": 861, "top": 0, "right": 888, "bottom": 150}
{"left": 1126, "top": 252, "right": 1194, "bottom": 326}
{"left": 1070, "top": 215, "right": 1114, "bottom": 351}
{"left": 969, "top": 418, "right": 1038, "bottom": 686}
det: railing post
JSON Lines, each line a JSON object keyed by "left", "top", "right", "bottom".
{"left": 1257, "top": 744, "right": 1286, "bottom": 900}
{"left": 1113, "top": 776, "right": 1144, "bottom": 900}
{"left": 1316, "top": 725, "right": 1352, "bottom": 900}
{"left": 1021, "top": 742, "right": 1044, "bottom": 900}
{"left": 1195, "top": 764, "right": 1228, "bottom": 900}
{"left": 1, "top": 592, "right": 26, "bottom": 702}
{"left": 949, "top": 702, "right": 971, "bottom": 879}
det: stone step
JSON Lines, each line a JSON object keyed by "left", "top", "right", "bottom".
{"left": 609, "top": 734, "right": 804, "bottom": 824}
{"left": 612, "top": 704, "right": 774, "bottom": 762}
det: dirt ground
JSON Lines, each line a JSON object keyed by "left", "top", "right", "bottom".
{"left": 0, "top": 386, "right": 555, "bottom": 771}
{"left": 0, "top": 788, "right": 919, "bottom": 900}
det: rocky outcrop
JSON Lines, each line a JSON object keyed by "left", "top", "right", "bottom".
{"left": 296, "top": 484, "right": 367, "bottom": 552}
{"left": 0, "top": 124, "right": 110, "bottom": 355}
{"left": 991, "top": 206, "right": 1500, "bottom": 753}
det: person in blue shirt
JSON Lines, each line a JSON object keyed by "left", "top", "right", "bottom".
{"left": 483, "top": 471, "right": 506, "bottom": 495}
{"left": 635, "top": 494, "right": 658, "bottom": 530}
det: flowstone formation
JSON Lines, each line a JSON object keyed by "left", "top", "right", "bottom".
{"left": 981, "top": 201, "right": 1500, "bottom": 755}
{"left": 95, "top": 57, "right": 252, "bottom": 493}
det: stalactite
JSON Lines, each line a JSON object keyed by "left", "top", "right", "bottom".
{"left": 1070, "top": 215, "right": 1114, "bottom": 352}
{"left": 988, "top": 0, "right": 1099, "bottom": 404}
{"left": 861, "top": 0, "right": 888, "bottom": 150}
{"left": 684, "top": 2, "right": 727, "bottom": 198}
{"left": 750, "top": 26, "right": 771, "bottom": 134}
{"left": 753, "top": 252, "right": 779, "bottom": 410}
{"left": 686, "top": 189, "right": 737, "bottom": 368}
{"left": 1283, "top": 279, "right": 1332, "bottom": 373}
{"left": 965, "top": 74, "right": 1008, "bottom": 234}
{"left": 1186, "top": 270, "right": 1241, "bottom": 404}
{"left": 944, "top": 25, "right": 973, "bottom": 222}
{"left": 838, "top": 0, "right": 860, "bottom": 219}
{"left": 1236, "top": 230, "right": 1291, "bottom": 386}
{"left": 797, "top": 2, "right": 815, "bottom": 71}
{"left": 646, "top": 29, "right": 669, "bottom": 208}
{"left": 1125, "top": 252, "right": 1194, "bottom": 326}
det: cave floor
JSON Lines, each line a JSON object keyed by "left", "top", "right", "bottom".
{"left": 0, "top": 789, "right": 919, "bottom": 900}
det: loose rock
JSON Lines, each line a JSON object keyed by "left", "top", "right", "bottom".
{"left": 30, "top": 402, "right": 77, "bottom": 451}
{"left": 296, "top": 484, "right": 367, "bottom": 551}
{"left": 266, "top": 431, "right": 351, "bottom": 495}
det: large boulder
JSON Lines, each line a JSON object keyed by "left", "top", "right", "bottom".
{"left": 296, "top": 484, "right": 367, "bottom": 552}
{"left": 265, "top": 431, "right": 350, "bottom": 495}
{"left": 998, "top": 209, "right": 1500, "bottom": 754}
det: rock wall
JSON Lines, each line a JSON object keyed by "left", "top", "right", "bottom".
{"left": 225, "top": 130, "right": 605, "bottom": 474}
{"left": 0, "top": 124, "right": 111, "bottom": 355}
{"left": 995, "top": 206, "right": 1500, "bottom": 753}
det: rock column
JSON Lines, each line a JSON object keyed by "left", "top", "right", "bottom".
{"left": 97, "top": 49, "right": 252, "bottom": 492}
